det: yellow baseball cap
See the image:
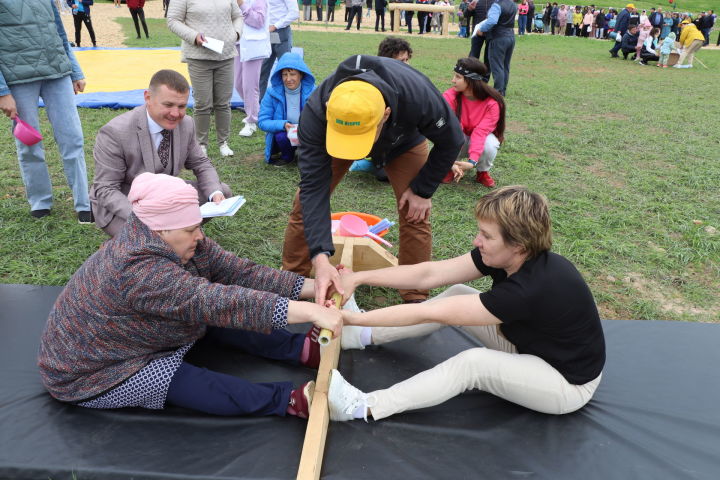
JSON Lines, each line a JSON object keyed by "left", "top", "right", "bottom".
{"left": 626, "top": 3, "right": 635, "bottom": 8}
{"left": 326, "top": 81, "right": 386, "bottom": 160}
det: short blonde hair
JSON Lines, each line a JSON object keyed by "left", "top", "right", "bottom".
{"left": 474, "top": 185, "right": 552, "bottom": 258}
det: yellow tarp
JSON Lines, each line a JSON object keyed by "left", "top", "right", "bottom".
{"left": 74, "top": 49, "right": 189, "bottom": 93}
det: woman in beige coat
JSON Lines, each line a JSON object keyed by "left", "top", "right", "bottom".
{"left": 168, "top": 0, "right": 243, "bottom": 157}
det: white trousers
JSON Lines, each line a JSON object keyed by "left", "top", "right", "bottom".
{"left": 368, "top": 284, "right": 602, "bottom": 420}
{"left": 458, "top": 133, "right": 500, "bottom": 172}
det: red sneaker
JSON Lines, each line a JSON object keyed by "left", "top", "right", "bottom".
{"left": 476, "top": 171, "right": 495, "bottom": 187}
{"left": 287, "top": 381, "right": 315, "bottom": 419}
{"left": 301, "top": 325, "right": 321, "bottom": 369}
{"left": 441, "top": 171, "right": 454, "bottom": 184}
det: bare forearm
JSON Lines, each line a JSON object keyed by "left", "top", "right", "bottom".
{"left": 352, "top": 262, "right": 440, "bottom": 291}
{"left": 343, "top": 303, "right": 438, "bottom": 328}
{"left": 350, "top": 253, "right": 480, "bottom": 292}
{"left": 342, "top": 294, "right": 501, "bottom": 328}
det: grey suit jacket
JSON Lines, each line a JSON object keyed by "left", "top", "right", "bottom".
{"left": 90, "top": 105, "right": 225, "bottom": 229}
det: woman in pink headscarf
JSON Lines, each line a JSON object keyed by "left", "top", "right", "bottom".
{"left": 38, "top": 173, "right": 341, "bottom": 419}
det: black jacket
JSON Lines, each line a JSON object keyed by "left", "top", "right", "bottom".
{"left": 470, "top": 0, "right": 494, "bottom": 27}
{"left": 620, "top": 30, "right": 638, "bottom": 50}
{"left": 296, "top": 55, "right": 464, "bottom": 259}
{"left": 595, "top": 12, "right": 605, "bottom": 28}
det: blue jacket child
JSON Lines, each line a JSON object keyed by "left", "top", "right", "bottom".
{"left": 258, "top": 53, "right": 316, "bottom": 164}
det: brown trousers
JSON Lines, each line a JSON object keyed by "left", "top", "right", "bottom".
{"left": 282, "top": 141, "right": 432, "bottom": 301}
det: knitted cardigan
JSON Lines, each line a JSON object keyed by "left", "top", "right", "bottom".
{"left": 38, "top": 213, "right": 300, "bottom": 402}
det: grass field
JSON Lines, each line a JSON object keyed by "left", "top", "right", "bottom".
{"left": 0, "top": 23, "right": 718, "bottom": 322}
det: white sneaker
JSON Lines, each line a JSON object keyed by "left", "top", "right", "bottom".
{"left": 328, "top": 369, "right": 370, "bottom": 421}
{"left": 238, "top": 122, "right": 257, "bottom": 137}
{"left": 199, "top": 145, "right": 208, "bottom": 157}
{"left": 219, "top": 142, "right": 234, "bottom": 157}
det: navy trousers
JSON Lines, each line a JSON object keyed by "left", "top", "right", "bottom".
{"left": 272, "top": 131, "right": 297, "bottom": 163}
{"left": 469, "top": 33, "right": 491, "bottom": 83}
{"left": 487, "top": 35, "right": 515, "bottom": 96}
{"left": 166, "top": 327, "right": 305, "bottom": 416}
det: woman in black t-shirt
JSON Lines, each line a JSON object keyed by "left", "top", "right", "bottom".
{"left": 328, "top": 185, "right": 606, "bottom": 422}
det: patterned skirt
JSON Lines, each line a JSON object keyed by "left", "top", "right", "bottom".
{"left": 78, "top": 343, "right": 194, "bottom": 410}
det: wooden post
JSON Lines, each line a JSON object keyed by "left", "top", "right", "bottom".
{"left": 296, "top": 237, "right": 397, "bottom": 479}
{"left": 387, "top": 4, "right": 456, "bottom": 36}
{"left": 296, "top": 240, "right": 353, "bottom": 480}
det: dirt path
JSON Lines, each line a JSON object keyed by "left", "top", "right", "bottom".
{"left": 59, "top": 1, "right": 455, "bottom": 48}
{"left": 59, "top": 0, "right": 167, "bottom": 48}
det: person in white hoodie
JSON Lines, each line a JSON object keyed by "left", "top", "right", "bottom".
{"left": 258, "top": 0, "right": 299, "bottom": 99}
{"left": 234, "top": 0, "right": 271, "bottom": 137}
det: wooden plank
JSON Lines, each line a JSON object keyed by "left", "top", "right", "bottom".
{"left": 296, "top": 239, "right": 355, "bottom": 480}
{"left": 387, "top": 3, "right": 455, "bottom": 36}
{"left": 387, "top": 3, "right": 455, "bottom": 13}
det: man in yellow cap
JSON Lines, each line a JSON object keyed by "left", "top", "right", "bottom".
{"left": 674, "top": 18, "right": 705, "bottom": 68}
{"left": 609, "top": 4, "right": 636, "bottom": 57}
{"left": 281, "top": 55, "right": 465, "bottom": 306}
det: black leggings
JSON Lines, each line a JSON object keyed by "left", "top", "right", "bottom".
{"left": 73, "top": 12, "right": 96, "bottom": 47}
{"left": 130, "top": 8, "right": 149, "bottom": 38}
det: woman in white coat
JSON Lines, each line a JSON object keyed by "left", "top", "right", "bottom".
{"left": 235, "top": 0, "right": 271, "bottom": 137}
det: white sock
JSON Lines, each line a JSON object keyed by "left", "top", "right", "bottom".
{"left": 352, "top": 403, "right": 368, "bottom": 419}
{"left": 360, "top": 326, "right": 372, "bottom": 347}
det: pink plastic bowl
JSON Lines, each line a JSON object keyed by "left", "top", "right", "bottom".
{"left": 13, "top": 117, "right": 43, "bottom": 146}
{"left": 338, "top": 214, "right": 393, "bottom": 247}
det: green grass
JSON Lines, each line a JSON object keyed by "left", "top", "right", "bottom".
{"left": 116, "top": 17, "right": 182, "bottom": 48}
{"left": 1, "top": 25, "right": 718, "bottom": 322}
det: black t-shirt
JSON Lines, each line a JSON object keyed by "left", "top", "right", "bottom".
{"left": 471, "top": 249, "right": 606, "bottom": 385}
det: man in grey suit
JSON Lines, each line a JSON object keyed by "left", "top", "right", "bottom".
{"left": 91, "top": 69, "right": 231, "bottom": 236}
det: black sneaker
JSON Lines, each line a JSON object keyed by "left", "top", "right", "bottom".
{"left": 30, "top": 209, "right": 50, "bottom": 219}
{"left": 78, "top": 210, "right": 94, "bottom": 224}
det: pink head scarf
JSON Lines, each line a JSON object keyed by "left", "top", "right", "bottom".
{"left": 128, "top": 172, "right": 202, "bottom": 231}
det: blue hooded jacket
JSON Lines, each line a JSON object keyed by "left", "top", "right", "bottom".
{"left": 258, "top": 53, "right": 316, "bottom": 163}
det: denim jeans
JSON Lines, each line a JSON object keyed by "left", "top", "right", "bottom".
{"left": 487, "top": 35, "right": 515, "bottom": 96}
{"left": 518, "top": 14, "right": 527, "bottom": 34}
{"left": 10, "top": 75, "right": 90, "bottom": 212}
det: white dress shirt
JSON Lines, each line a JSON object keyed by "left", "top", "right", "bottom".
{"left": 146, "top": 112, "right": 221, "bottom": 202}
{"left": 267, "top": 0, "right": 299, "bottom": 30}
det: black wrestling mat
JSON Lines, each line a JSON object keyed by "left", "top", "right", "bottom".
{"left": 1, "top": 284, "right": 719, "bottom": 480}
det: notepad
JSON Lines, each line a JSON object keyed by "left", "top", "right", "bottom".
{"left": 200, "top": 195, "right": 246, "bottom": 218}
{"left": 202, "top": 37, "right": 224, "bottom": 54}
